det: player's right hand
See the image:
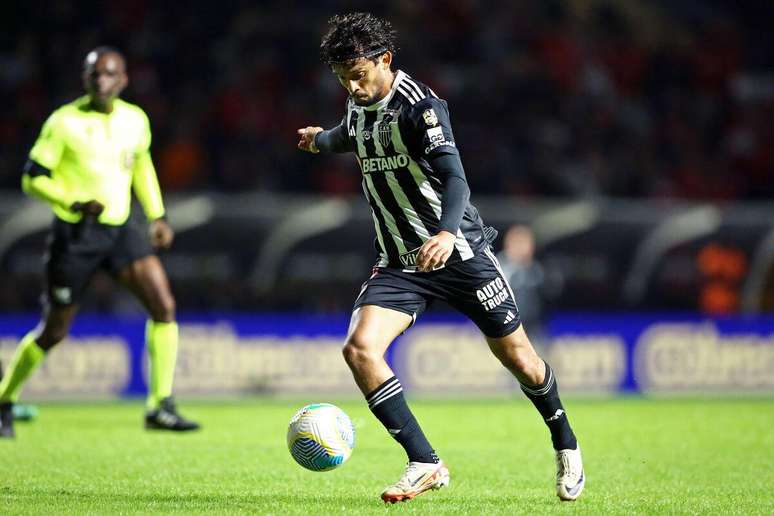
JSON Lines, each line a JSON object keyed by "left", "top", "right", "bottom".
{"left": 71, "top": 200, "right": 105, "bottom": 216}
{"left": 297, "top": 127, "right": 323, "bottom": 153}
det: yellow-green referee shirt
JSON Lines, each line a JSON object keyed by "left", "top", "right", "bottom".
{"left": 23, "top": 95, "right": 165, "bottom": 225}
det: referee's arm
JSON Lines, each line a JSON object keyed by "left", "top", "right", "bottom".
{"left": 22, "top": 160, "right": 75, "bottom": 210}
{"left": 132, "top": 149, "right": 165, "bottom": 220}
{"left": 132, "top": 114, "right": 165, "bottom": 221}
{"left": 22, "top": 113, "right": 76, "bottom": 210}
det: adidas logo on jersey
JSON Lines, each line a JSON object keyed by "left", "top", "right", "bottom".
{"left": 503, "top": 310, "right": 516, "bottom": 325}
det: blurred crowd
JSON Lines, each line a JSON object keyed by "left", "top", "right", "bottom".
{"left": 1, "top": 0, "right": 773, "bottom": 199}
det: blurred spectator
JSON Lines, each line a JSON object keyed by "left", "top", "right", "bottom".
{"left": 1, "top": 0, "right": 773, "bottom": 199}
{"left": 497, "top": 225, "right": 561, "bottom": 337}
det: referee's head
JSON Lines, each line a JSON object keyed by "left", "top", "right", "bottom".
{"left": 82, "top": 46, "right": 128, "bottom": 110}
{"left": 320, "top": 12, "right": 398, "bottom": 107}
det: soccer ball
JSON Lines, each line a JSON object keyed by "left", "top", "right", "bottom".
{"left": 287, "top": 403, "right": 355, "bottom": 472}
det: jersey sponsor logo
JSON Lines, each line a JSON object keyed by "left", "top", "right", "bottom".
{"left": 425, "top": 140, "right": 456, "bottom": 154}
{"left": 426, "top": 126, "right": 445, "bottom": 143}
{"left": 425, "top": 126, "right": 455, "bottom": 153}
{"left": 399, "top": 247, "right": 420, "bottom": 267}
{"left": 422, "top": 108, "right": 438, "bottom": 126}
{"left": 476, "top": 277, "right": 509, "bottom": 312}
{"left": 398, "top": 247, "right": 444, "bottom": 271}
{"left": 360, "top": 154, "right": 410, "bottom": 173}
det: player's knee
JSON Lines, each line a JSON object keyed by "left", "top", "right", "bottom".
{"left": 342, "top": 332, "right": 379, "bottom": 366}
{"left": 37, "top": 325, "right": 69, "bottom": 350}
{"left": 151, "top": 294, "right": 176, "bottom": 322}
{"left": 491, "top": 342, "right": 534, "bottom": 376}
{"left": 341, "top": 339, "right": 363, "bottom": 366}
{"left": 508, "top": 353, "right": 533, "bottom": 375}
{"left": 508, "top": 347, "right": 543, "bottom": 381}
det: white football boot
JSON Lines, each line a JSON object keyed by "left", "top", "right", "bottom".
{"left": 555, "top": 446, "right": 585, "bottom": 501}
{"left": 381, "top": 460, "right": 450, "bottom": 503}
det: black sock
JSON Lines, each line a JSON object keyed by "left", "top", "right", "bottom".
{"left": 366, "top": 376, "right": 439, "bottom": 464}
{"left": 520, "top": 361, "right": 577, "bottom": 451}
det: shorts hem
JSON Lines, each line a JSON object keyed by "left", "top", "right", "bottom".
{"left": 110, "top": 250, "right": 155, "bottom": 275}
{"left": 352, "top": 302, "right": 419, "bottom": 329}
{"left": 353, "top": 302, "right": 416, "bottom": 318}
{"left": 481, "top": 320, "right": 522, "bottom": 339}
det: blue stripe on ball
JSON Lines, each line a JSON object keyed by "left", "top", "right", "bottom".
{"left": 291, "top": 438, "right": 344, "bottom": 471}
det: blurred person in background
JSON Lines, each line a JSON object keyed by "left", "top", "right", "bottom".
{"left": 0, "top": 47, "right": 199, "bottom": 438}
{"left": 497, "top": 225, "right": 561, "bottom": 342}
{"left": 298, "top": 12, "right": 583, "bottom": 504}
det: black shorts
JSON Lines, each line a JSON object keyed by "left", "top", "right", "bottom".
{"left": 43, "top": 216, "right": 154, "bottom": 306}
{"left": 353, "top": 247, "right": 521, "bottom": 338}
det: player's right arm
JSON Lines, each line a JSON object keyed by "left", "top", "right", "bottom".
{"left": 22, "top": 111, "right": 103, "bottom": 216}
{"left": 297, "top": 121, "right": 352, "bottom": 154}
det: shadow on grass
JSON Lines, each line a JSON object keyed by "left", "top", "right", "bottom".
{"left": 2, "top": 486, "right": 564, "bottom": 513}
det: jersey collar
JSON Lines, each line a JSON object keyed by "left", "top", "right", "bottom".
{"left": 361, "top": 69, "right": 407, "bottom": 111}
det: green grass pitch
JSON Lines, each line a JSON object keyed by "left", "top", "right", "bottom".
{"left": 2, "top": 398, "right": 772, "bottom": 515}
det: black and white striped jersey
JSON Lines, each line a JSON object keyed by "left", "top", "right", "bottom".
{"left": 337, "top": 70, "right": 491, "bottom": 270}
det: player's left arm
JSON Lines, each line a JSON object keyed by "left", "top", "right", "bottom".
{"left": 131, "top": 112, "right": 173, "bottom": 249}
{"left": 412, "top": 98, "right": 470, "bottom": 272}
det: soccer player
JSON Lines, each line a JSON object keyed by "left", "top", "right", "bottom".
{"left": 0, "top": 47, "right": 199, "bottom": 438}
{"left": 297, "top": 13, "right": 584, "bottom": 503}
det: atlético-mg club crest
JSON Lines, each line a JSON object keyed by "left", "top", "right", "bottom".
{"left": 378, "top": 109, "right": 398, "bottom": 148}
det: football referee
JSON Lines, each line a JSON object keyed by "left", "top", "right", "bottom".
{"left": 0, "top": 47, "right": 198, "bottom": 437}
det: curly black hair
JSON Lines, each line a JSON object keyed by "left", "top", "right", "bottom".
{"left": 320, "top": 12, "right": 398, "bottom": 65}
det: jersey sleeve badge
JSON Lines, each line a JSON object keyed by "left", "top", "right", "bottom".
{"left": 422, "top": 108, "right": 438, "bottom": 126}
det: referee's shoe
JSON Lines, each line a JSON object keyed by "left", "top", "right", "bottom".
{"left": 145, "top": 397, "right": 200, "bottom": 432}
{"left": 0, "top": 402, "right": 14, "bottom": 438}
{"left": 0, "top": 360, "right": 14, "bottom": 438}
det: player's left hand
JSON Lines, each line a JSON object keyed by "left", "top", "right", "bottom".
{"left": 416, "top": 231, "right": 456, "bottom": 272}
{"left": 149, "top": 218, "right": 174, "bottom": 250}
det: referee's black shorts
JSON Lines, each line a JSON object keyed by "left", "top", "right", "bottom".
{"left": 43, "top": 216, "right": 154, "bottom": 306}
{"left": 353, "top": 247, "right": 521, "bottom": 338}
